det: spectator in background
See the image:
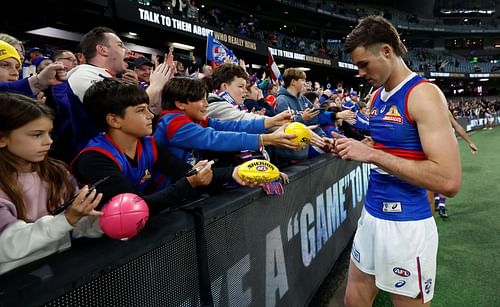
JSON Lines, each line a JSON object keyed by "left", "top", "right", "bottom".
{"left": 27, "top": 47, "right": 44, "bottom": 63}
{"left": 171, "top": 0, "right": 186, "bottom": 16}
{"left": 33, "top": 56, "right": 53, "bottom": 74}
{"left": 0, "top": 41, "right": 22, "bottom": 83}
{"left": 51, "top": 27, "right": 132, "bottom": 161}
{"left": 184, "top": 51, "right": 200, "bottom": 74}
{"left": 202, "top": 64, "right": 213, "bottom": 78}
{"left": 206, "top": 63, "right": 259, "bottom": 121}
{"left": 133, "top": 56, "right": 154, "bottom": 89}
{"left": 0, "top": 41, "right": 67, "bottom": 100}
{"left": 244, "top": 82, "right": 276, "bottom": 116}
{"left": 275, "top": 68, "right": 327, "bottom": 162}
{"left": 174, "top": 60, "right": 188, "bottom": 77}
{"left": 53, "top": 50, "right": 78, "bottom": 72}
{"left": 186, "top": 0, "right": 199, "bottom": 21}
{"left": 0, "top": 33, "right": 25, "bottom": 78}
{"left": 74, "top": 44, "right": 86, "bottom": 65}
{"left": 151, "top": 0, "right": 173, "bottom": 14}
{"left": 52, "top": 26, "right": 173, "bottom": 161}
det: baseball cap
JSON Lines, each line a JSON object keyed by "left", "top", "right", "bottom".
{"left": 0, "top": 40, "right": 21, "bottom": 67}
{"left": 134, "top": 56, "right": 153, "bottom": 68}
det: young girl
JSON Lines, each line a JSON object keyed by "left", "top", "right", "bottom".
{"left": 0, "top": 92, "right": 103, "bottom": 275}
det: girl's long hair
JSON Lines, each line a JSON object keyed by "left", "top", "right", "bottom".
{"left": 0, "top": 92, "right": 75, "bottom": 221}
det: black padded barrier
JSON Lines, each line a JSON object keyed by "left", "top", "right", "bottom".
{"left": 0, "top": 155, "right": 368, "bottom": 307}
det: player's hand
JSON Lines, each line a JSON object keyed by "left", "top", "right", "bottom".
{"left": 307, "top": 127, "right": 326, "bottom": 148}
{"left": 331, "top": 132, "right": 372, "bottom": 162}
{"left": 469, "top": 143, "right": 478, "bottom": 155}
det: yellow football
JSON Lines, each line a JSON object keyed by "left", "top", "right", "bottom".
{"left": 284, "top": 122, "right": 311, "bottom": 149}
{"left": 237, "top": 159, "right": 280, "bottom": 183}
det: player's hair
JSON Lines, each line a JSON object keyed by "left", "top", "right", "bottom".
{"left": 344, "top": 15, "right": 407, "bottom": 57}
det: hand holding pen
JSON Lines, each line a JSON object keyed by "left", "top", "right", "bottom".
{"left": 63, "top": 186, "right": 103, "bottom": 226}
{"left": 50, "top": 176, "right": 109, "bottom": 216}
{"left": 185, "top": 160, "right": 216, "bottom": 188}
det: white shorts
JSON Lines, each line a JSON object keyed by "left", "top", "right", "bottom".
{"left": 350, "top": 208, "right": 438, "bottom": 303}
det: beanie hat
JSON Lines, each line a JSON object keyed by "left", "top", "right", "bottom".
{"left": 0, "top": 40, "right": 21, "bottom": 68}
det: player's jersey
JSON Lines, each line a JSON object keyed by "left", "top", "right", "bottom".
{"left": 77, "top": 133, "right": 157, "bottom": 192}
{"left": 366, "top": 73, "right": 431, "bottom": 221}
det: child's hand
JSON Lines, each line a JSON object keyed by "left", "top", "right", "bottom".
{"left": 232, "top": 166, "right": 262, "bottom": 187}
{"left": 64, "top": 186, "right": 103, "bottom": 225}
{"left": 186, "top": 160, "right": 213, "bottom": 187}
{"left": 279, "top": 172, "right": 289, "bottom": 184}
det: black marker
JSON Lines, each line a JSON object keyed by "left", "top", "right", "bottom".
{"left": 50, "top": 176, "right": 110, "bottom": 215}
{"left": 185, "top": 160, "right": 217, "bottom": 177}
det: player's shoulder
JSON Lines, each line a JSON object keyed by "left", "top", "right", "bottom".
{"left": 410, "top": 81, "right": 444, "bottom": 99}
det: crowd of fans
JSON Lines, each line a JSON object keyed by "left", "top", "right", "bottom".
{"left": 448, "top": 96, "right": 500, "bottom": 120}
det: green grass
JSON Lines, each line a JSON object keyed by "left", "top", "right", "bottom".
{"left": 374, "top": 127, "right": 500, "bottom": 306}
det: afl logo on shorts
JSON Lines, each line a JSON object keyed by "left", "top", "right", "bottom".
{"left": 393, "top": 267, "right": 411, "bottom": 277}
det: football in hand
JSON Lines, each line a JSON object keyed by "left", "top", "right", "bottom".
{"left": 237, "top": 159, "right": 280, "bottom": 183}
{"left": 285, "top": 122, "right": 311, "bottom": 149}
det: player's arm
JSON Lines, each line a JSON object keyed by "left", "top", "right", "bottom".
{"left": 448, "top": 110, "right": 478, "bottom": 155}
{"left": 373, "top": 82, "right": 461, "bottom": 196}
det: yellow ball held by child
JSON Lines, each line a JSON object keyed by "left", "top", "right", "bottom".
{"left": 285, "top": 122, "right": 311, "bottom": 150}
{"left": 237, "top": 159, "right": 280, "bottom": 183}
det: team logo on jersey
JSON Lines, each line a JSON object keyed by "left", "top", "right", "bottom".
{"left": 393, "top": 267, "right": 411, "bottom": 277}
{"left": 140, "top": 169, "right": 152, "bottom": 184}
{"left": 370, "top": 107, "right": 378, "bottom": 117}
{"left": 382, "top": 105, "right": 403, "bottom": 124}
